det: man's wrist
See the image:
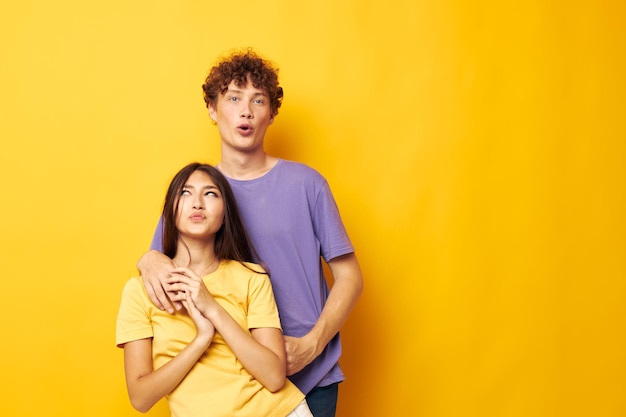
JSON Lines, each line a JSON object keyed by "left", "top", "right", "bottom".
{"left": 303, "top": 330, "right": 324, "bottom": 359}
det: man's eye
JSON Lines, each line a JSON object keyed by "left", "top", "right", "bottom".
{"left": 229, "top": 96, "right": 239, "bottom": 102}
{"left": 253, "top": 99, "right": 264, "bottom": 104}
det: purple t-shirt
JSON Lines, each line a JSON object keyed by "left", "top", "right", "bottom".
{"left": 150, "top": 159, "right": 354, "bottom": 394}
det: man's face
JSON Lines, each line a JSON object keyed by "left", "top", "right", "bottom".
{"left": 209, "top": 77, "right": 274, "bottom": 154}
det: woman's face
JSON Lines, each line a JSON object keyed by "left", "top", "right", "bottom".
{"left": 175, "top": 170, "right": 225, "bottom": 242}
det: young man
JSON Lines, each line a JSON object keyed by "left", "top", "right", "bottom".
{"left": 138, "top": 49, "right": 363, "bottom": 417}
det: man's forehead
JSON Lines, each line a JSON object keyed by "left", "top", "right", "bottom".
{"left": 225, "top": 81, "right": 268, "bottom": 95}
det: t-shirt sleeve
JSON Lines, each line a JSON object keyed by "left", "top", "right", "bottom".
{"left": 116, "top": 277, "right": 153, "bottom": 347}
{"left": 313, "top": 180, "right": 354, "bottom": 262}
{"left": 246, "top": 272, "right": 282, "bottom": 331}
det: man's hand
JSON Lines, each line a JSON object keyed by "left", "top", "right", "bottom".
{"left": 283, "top": 334, "right": 320, "bottom": 376}
{"left": 283, "top": 253, "right": 363, "bottom": 376}
{"left": 137, "top": 250, "right": 178, "bottom": 313}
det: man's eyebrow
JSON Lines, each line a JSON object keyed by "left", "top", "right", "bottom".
{"left": 225, "top": 88, "right": 267, "bottom": 96}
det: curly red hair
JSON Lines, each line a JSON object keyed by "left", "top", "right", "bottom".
{"left": 202, "top": 49, "right": 284, "bottom": 117}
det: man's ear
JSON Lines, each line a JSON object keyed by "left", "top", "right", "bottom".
{"left": 209, "top": 105, "right": 217, "bottom": 122}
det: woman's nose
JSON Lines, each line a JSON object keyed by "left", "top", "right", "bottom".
{"left": 192, "top": 196, "right": 204, "bottom": 209}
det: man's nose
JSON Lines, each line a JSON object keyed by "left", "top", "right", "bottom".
{"left": 240, "top": 103, "right": 253, "bottom": 118}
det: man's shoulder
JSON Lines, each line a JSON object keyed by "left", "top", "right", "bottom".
{"left": 276, "top": 159, "right": 325, "bottom": 181}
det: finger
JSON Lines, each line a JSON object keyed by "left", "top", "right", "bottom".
{"left": 286, "top": 362, "right": 298, "bottom": 376}
{"left": 171, "top": 267, "right": 201, "bottom": 280}
{"left": 181, "top": 290, "right": 190, "bottom": 306}
{"left": 167, "top": 271, "right": 199, "bottom": 281}
{"left": 166, "top": 274, "right": 195, "bottom": 286}
{"left": 143, "top": 281, "right": 165, "bottom": 311}
{"left": 165, "top": 280, "right": 192, "bottom": 291}
{"left": 150, "top": 280, "right": 176, "bottom": 314}
{"left": 185, "top": 291, "right": 198, "bottom": 310}
{"left": 283, "top": 336, "right": 295, "bottom": 349}
{"left": 168, "top": 290, "right": 186, "bottom": 301}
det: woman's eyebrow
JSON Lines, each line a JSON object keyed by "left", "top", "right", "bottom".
{"left": 183, "top": 184, "right": 219, "bottom": 191}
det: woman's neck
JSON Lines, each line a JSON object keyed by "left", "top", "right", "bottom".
{"left": 173, "top": 240, "right": 219, "bottom": 276}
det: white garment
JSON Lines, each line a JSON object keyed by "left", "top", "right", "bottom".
{"left": 286, "top": 400, "right": 314, "bottom": 417}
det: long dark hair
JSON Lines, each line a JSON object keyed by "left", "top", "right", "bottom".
{"left": 161, "top": 163, "right": 261, "bottom": 269}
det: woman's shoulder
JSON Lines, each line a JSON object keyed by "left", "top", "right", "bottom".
{"left": 119, "top": 276, "right": 150, "bottom": 304}
{"left": 222, "top": 259, "right": 267, "bottom": 276}
{"left": 122, "top": 276, "right": 144, "bottom": 292}
{"left": 219, "top": 261, "right": 271, "bottom": 291}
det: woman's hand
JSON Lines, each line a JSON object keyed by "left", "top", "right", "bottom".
{"left": 167, "top": 267, "right": 216, "bottom": 341}
{"left": 167, "top": 267, "right": 218, "bottom": 318}
{"left": 181, "top": 291, "right": 215, "bottom": 341}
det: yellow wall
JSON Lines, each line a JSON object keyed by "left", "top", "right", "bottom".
{"left": 1, "top": 1, "right": 624, "bottom": 416}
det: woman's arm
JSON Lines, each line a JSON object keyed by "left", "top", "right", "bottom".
{"left": 211, "top": 313, "right": 287, "bottom": 392}
{"left": 168, "top": 268, "right": 287, "bottom": 392}
{"left": 123, "top": 294, "right": 214, "bottom": 412}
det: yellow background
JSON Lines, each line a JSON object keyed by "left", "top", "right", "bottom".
{"left": 1, "top": 1, "right": 625, "bottom": 416}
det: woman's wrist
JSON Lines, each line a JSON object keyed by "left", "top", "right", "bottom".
{"left": 193, "top": 331, "right": 213, "bottom": 348}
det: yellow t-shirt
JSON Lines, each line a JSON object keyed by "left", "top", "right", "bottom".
{"left": 116, "top": 259, "right": 304, "bottom": 417}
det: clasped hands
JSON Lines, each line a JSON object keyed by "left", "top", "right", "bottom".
{"left": 165, "top": 267, "right": 217, "bottom": 335}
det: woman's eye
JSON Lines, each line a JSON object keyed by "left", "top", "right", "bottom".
{"left": 205, "top": 191, "right": 218, "bottom": 197}
{"left": 181, "top": 189, "right": 191, "bottom": 196}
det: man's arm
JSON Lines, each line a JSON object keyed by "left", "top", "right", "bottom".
{"left": 283, "top": 252, "right": 363, "bottom": 375}
{"left": 137, "top": 249, "right": 179, "bottom": 314}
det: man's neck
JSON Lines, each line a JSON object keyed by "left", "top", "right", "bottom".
{"left": 218, "top": 149, "right": 277, "bottom": 180}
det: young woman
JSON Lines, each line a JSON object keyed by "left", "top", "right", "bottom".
{"left": 116, "top": 163, "right": 312, "bottom": 417}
